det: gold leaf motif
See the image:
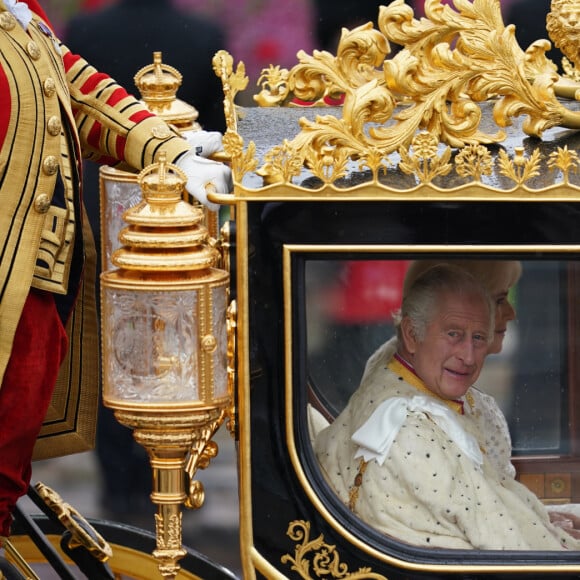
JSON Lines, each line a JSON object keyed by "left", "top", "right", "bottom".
{"left": 359, "top": 148, "right": 391, "bottom": 179}
{"left": 288, "top": 24, "right": 388, "bottom": 105}
{"left": 259, "top": 140, "right": 304, "bottom": 183}
{"left": 213, "top": 0, "right": 580, "bottom": 191}
{"left": 498, "top": 147, "right": 543, "bottom": 185}
{"left": 455, "top": 143, "right": 494, "bottom": 181}
{"left": 398, "top": 132, "right": 453, "bottom": 183}
{"left": 380, "top": 0, "right": 568, "bottom": 140}
{"left": 548, "top": 145, "right": 580, "bottom": 184}
{"left": 254, "top": 65, "right": 291, "bottom": 107}
{"left": 281, "top": 520, "right": 389, "bottom": 580}
{"left": 305, "top": 144, "right": 351, "bottom": 184}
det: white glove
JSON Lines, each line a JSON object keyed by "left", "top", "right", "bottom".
{"left": 180, "top": 130, "right": 224, "bottom": 158}
{"left": 175, "top": 150, "right": 232, "bottom": 212}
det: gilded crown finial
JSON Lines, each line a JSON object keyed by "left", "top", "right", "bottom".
{"left": 113, "top": 154, "right": 214, "bottom": 272}
{"left": 134, "top": 52, "right": 201, "bottom": 131}
{"left": 137, "top": 151, "right": 187, "bottom": 206}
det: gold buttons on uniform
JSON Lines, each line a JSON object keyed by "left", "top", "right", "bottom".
{"left": 34, "top": 194, "right": 51, "bottom": 214}
{"left": 27, "top": 41, "right": 41, "bottom": 60}
{"left": 151, "top": 125, "right": 173, "bottom": 139}
{"left": 47, "top": 116, "right": 61, "bottom": 136}
{"left": 0, "top": 12, "right": 16, "bottom": 31}
{"left": 43, "top": 78, "right": 56, "bottom": 98}
{"left": 43, "top": 156, "right": 58, "bottom": 176}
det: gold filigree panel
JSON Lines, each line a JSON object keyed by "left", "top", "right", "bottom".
{"left": 282, "top": 520, "right": 389, "bottom": 580}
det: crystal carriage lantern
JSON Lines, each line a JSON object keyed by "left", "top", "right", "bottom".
{"left": 101, "top": 155, "right": 229, "bottom": 578}
{"left": 101, "top": 157, "right": 229, "bottom": 406}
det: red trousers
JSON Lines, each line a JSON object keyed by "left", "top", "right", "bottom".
{"left": 0, "top": 289, "right": 68, "bottom": 537}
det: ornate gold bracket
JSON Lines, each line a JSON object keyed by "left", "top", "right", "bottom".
{"left": 281, "top": 520, "right": 388, "bottom": 579}
{"left": 184, "top": 411, "right": 225, "bottom": 510}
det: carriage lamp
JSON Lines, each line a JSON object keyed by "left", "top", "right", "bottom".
{"left": 100, "top": 153, "right": 230, "bottom": 579}
{"left": 100, "top": 51, "right": 220, "bottom": 274}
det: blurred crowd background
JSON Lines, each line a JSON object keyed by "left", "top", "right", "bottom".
{"left": 43, "top": 0, "right": 552, "bottom": 88}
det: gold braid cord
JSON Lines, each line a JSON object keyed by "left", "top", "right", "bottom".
{"left": 348, "top": 459, "right": 369, "bottom": 512}
{"left": 214, "top": 0, "right": 580, "bottom": 190}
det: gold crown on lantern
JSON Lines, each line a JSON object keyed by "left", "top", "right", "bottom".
{"left": 134, "top": 51, "right": 200, "bottom": 132}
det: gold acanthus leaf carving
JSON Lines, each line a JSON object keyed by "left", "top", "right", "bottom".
{"left": 274, "top": 23, "right": 389, "bottom": 107}
{"left": 281, "top": 520, "right": 389, "bottom": 580}
{"left": 254, "top": 0, "right": 579, "bottom": 176}
{"left": 263, "top": 79, "right": 398, "bottom": 181}
{"left": 251, "top": 0, "right": 580, "bottom": 185}
{"left": 253, "top": 21, "right": 388, "bottom": 108}
{"left": 379, "top": 0, "right": 571, "bottom": 140}
{"left": 215, "top": 44, "right": 577, "bottom": 189}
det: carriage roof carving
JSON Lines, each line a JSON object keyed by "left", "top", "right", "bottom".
{"left": 212, "top": 0, "right": 580, "bottom": 199}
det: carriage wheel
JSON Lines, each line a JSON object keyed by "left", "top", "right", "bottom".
{"left": 7, "top": 514, "right": 237, "bottom": 579}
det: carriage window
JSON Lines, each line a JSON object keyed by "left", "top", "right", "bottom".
{"left": 307, "top": 259, "right": 570, "bottom": 454}
{"left": 306, "top": 258, "right": 580, "bottom": 524}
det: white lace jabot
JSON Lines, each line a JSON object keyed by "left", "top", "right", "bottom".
{"left": 352, "top": 395, "right": 484, "bottom": 467}
{"left": 4, "top": 0, "right": 33, "bottom": 29}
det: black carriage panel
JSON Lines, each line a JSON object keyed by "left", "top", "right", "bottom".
{"left": 243, "top": 199, "right": 580, "bottom": 578}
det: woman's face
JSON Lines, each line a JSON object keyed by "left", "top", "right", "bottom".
{"left": 489, "top": 287, "right": 516, "bottom": 354}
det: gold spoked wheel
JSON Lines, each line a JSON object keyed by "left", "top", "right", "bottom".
{"left": 7, "top": 516, "right": 237, "bottom": 580}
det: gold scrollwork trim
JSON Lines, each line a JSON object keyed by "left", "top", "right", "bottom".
{"left": 281, "top": 520, "right": 389, "bottom": 579}
{"left": 184, "top": 413, "right": 224, "bottom": 509}
{"left": 213, "top": 0, "right": 580, "bottom": 191}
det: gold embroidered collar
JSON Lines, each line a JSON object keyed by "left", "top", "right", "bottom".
{"left": 388, "top": 356, "right": 467, "bottom": 415}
